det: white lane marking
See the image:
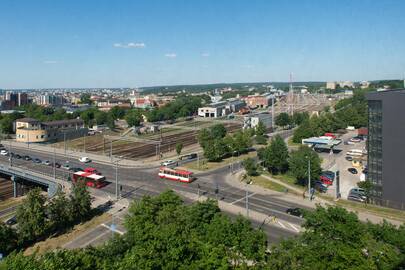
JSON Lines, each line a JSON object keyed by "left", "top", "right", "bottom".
{"left": 288, "top": 222, "right": 300, "bottom": 232}
{"left": 79, "top": 227, "right": 111, "bottom": 248}
{"left": 230, "top": 192, "right": 257, "bottom": 205}
{"left": 101, "top": 223, "right": 125, "bottom": 235}
{"left": 277, "top": 221, "right": 286, "bottom": 229}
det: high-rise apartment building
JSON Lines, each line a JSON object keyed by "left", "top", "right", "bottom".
{"left": 366, "top": 89, "right": 405, "bottom": 209}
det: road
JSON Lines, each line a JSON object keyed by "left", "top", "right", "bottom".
{"left": 2, "top": 143, "right": 308, "bottom": 243}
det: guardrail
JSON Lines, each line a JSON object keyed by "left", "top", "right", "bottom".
{"left": 0, "top": 163, "right": 62, "bottom": 197}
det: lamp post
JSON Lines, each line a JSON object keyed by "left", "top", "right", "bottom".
{"left": 307, "top": 156, "right": 311, "bottom": 200}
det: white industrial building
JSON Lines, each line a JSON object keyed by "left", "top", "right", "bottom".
{"left": 243, "top": 113, "right": 272, "bottom": 130}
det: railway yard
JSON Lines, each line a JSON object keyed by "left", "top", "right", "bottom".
{"left": 50, "top": 93, "right": 333, "bottom": 161}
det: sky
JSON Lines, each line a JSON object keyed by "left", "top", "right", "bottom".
{"left": 1, "top": 0, "right": 405, "bottom": 89}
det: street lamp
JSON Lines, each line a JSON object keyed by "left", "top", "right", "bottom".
{"left": 306, "top": 156, "right": 311, "bottom": 200}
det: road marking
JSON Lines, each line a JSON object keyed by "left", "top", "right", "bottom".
{"left": 101, "top": 223, "right": 124, "bottom": 235}
{"left": 277, "top": 221, "right": 286, "bottom": 229}
{"left": 287, "top": 222, "right": 300, "bottom": 232}
{"left": 79, "top": 228, "right": 111, "bottom": 248}
{"left": 230, "top": 192, "right": 256, "bottom": 205}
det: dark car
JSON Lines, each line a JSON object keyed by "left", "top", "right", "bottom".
{"left": 362, "top": 168, "right": 368, "bottom": 174}
{"left": 33, "top": 158, "right": 42, "bottom": 163}
{"left": 314, "top": 181, "right": 328, "bottom": 193}
{"left": 348, "top": 194, "right": 365, "bottom": 202}
{"left": 6, "top": 216, "right": 17, "bottom": 226}
{"left": 286, "top": 208, "right": 304, "bottom": 218}
{"left": 23, "top": 155, "right": 31, "bottom": 161}
{"left": 14, "top": 154, "right": 22, "bottom": 159}
{"left": 349, "top": 188, "right": 367, "bottom": 200}
{"left": 345, "top": 156, "right": 353, "bottom": 161}
{"left": 69, "top": 167, "right": 83, "bottom": 172}
{"left": 348, "top": 168, "right": 358, "bottom": 174}
{"left": 54, "top": 162, "right": 61, "bottom": 168}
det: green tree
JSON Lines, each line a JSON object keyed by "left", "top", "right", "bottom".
{"left": 69, "top": 183, "right": 92, "bottom": 222}
{"left": 48, "top": 190, "right": 71, "bottom": 232}
{"left": 262, "top": 135, "right": 289, "bottom": 174}
{"left": 210, "top": 124, "right": 227, "bottom": 139}
{"left": 16, "top": 188, "right": 48, "bottom": 243}
{"left": 0, "top": 222, "right": 18, "bottom": 255}
{"left": 109, "top": 106, "right": 126, "bottom": 120}
{"left": 125, "top": 110, "right": 142, "bottom": 127}
{"left": 288, "top": 145, "right": 322, "bottom": 185}
{"left": 175, "top": 142, "right": 183, "bottom": 156}
{"left": 94, "top": 111, "right": 108, "bottom": 125}
{"left": 0, "top": 117, "right": 14, "bottom": 134}
{"left": 80, "top": 93, "right": 92, "bottom": 105}
{"left": 243, "top": 157, "right": 258, "bottom": 176}
{"left": 255, "top": 120, "right": 267, "bottom": 136}
{"left": 203, "top": 138, "right": 227, "bottom": 162}
{"left": 106, "top": 114, "right": 115, "bottom": 130}
{"left": 292, "top": 112, "right": 309, "bottom": 126}
{"left": 357, "top": 180, "right": 373, "bottom": 203}
{"left": 275, "top": 112, "right": 291, "bottom": 128}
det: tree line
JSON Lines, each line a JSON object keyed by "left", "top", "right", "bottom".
{"left": 0, "top": 184, "right": 92, "bottom": 256}
{"left": 0, "top": 94, "right": 209, "bottom": 135}
{"left": 2, "top": 191, "right": 404, "bottom": 269}
{"left": 292, "top": 90, "right": 368, "bottom": 143}
{"left": 198, "top": 124, "right": 254, "bottom": 162}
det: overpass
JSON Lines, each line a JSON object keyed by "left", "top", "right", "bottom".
{"left": 0, "top": 162, "right": 68, "bottom": 198}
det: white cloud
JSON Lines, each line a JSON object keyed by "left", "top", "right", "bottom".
{"left": 165, "top": 53, "right": 177, "bottom": 58}
{"left": 43, "top": 60, "right": 58, "bottom": 64}
{"left": 113, "top": 42, "right": 146, "bottom": 48}
{"left": 201, "top": 52, "right": 210, "bottom": 57}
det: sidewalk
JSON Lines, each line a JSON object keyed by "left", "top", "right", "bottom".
{"left": 226, "top": 171, "right": 403, "bottom": 226}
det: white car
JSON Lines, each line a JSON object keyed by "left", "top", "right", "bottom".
{"left": 79, "top": 157, "right": 91, "bottom": 163}
{"left": 161, "top": 160, "right": 177, "bottom": 167}
{"left": 0, "top": 150, "right": 8, "bottom": 156}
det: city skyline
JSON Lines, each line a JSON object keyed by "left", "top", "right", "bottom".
{"left": 1, "top": 0, "right": 405, "bottom": 89}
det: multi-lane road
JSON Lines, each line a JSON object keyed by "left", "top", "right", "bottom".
{"left": 1, "top": 144, "right": 309, "bottom": 243}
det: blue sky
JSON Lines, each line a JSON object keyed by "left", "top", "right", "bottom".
{"left": 1, "top": 0, "right": 405, "bottom": 88}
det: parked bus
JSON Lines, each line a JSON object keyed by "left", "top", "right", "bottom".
{"left": 158, "top": 167, "right": 195, "bottom": 183}
{"left": 72, "top": 171, "right": 107, "bottom": 188}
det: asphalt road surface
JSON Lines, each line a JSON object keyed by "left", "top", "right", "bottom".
{"left": 1, "top": 145, "right": 307, "bottom": 242}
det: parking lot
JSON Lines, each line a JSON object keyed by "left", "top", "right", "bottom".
{"left": 319, "top": 131, "right": 366, "bottom": 199}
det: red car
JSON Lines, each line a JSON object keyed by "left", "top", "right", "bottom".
{"left": 320, "top": 175, "right": 334, "bottom": 185}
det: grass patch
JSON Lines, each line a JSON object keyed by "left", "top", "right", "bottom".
{"left": 336, "top": 199, "right": 405, "bottom": 223}
{"left": 287, "top": 137, "right": 301, "bottom": 148}
{"left": 265, "top": 172, "right": 306, "bottom": 191}
{"left": 250, "top": 175, "right": 290, "bottom": 193}
{"left": 184, "top": 151, "right": 257, "bottom": 171}
{"left": 24, "top": 212, "right": 112, "bottom": 256}
{"left": 0, "top": 197, "right": 23, "bottom": 211}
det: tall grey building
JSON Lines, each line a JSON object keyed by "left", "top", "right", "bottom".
{"left": 366, "top": 89, "right": 405, "bottom": 209}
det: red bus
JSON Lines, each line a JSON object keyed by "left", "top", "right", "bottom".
{"left": 158, "top": 167, "right": 195, "bottom": 183}
{"left": 84, "top": 167, "right": 101, "bottom": 175}
{"left": 72, "top": 171, "right": 107, "bottom": 188}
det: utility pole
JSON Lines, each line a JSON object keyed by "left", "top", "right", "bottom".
{"left": 64, "top": 132, "right": 66, "bottom": 157}
{"left": 53, "top": 146, "right": 56, "bottom": 181}
{"left": 83, "top": 134, "right": 86, "bottom": 153}
{"left": 308, "top": 158, "right": 311, "bottom": 200}
{"left": 246, "top": 183, "right": 249, "bottom": 218}
{"left": 110, "top": 141, "right": 113, "bottom": 162}
{"left": 114, "top": 159, "right": 118, "bottom": 199}
{"left": 271, "top": 95, "right": 275, "bottom": 130}
{"left": 9, "top": 140, "right": 12, "bottom": 167}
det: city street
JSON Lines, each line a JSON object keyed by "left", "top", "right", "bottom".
{"left": 0, "top": 144, "right": 308, "bottom": 244}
